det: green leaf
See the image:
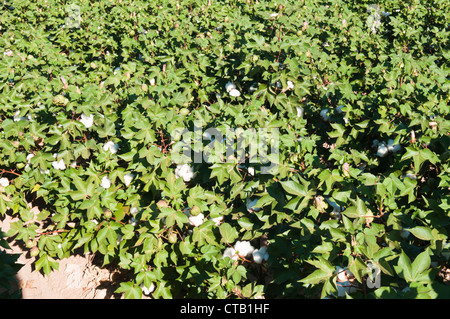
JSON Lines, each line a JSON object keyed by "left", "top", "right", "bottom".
{"left": 300, "top": 269, "right": 332, "bottom": 285}
{"left": 219, "top": 223, "right": 238, "bottom": 244}
{"left": 411, "top": 250, "right": 431, "bottom": 281}
{"left": 409, "top": 226, "right": 434, "bottom": 241}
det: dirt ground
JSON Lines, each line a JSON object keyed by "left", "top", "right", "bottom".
{"left": 0, "top": 214, "right": 131, "bottom": 299}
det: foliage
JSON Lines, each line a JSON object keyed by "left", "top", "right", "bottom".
{"left": 0, "top": 0, "right": 449, "bottom": 298}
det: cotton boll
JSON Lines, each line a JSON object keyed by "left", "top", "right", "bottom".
{"left": 130, "top": 207, "right": 139, "bottom": 215}
{"left": 103, "top": 141, "right": 119, "bottom": 154}
{"left": 296, "top": 106, "right": 304, "bottom": 118}
{"left": 189, "top": 213, "right": 205, "bottom": 227}
{"left": 252, "top": 246, "right": 269, "bottom": 264}
{"left": 234, "top": 241, "right": 255, "bottom": 258}
{"left": 223, "top": 247, "right": 238, "bottom": 261}
{"left": 287, "top": 81, "right": 294, "bottom": 90}
{"left": 124, "top": 173, "right": 134, "bottom": 186}
{"left": 101, "top": 176, "right": 111, "bottom": 189}
{"left": 247, "top": 167, "right": 255, "bottom": 176}
{"left": 52, "top": 159, "right": 66, "bottom": 170}
{"left": 372, "top": 139, "right": 379, "bottom": 148}
{"left": 376, "top": 142, "right": 389, "bottom": 157}
{"left": 80, "top": 113, "right": 94, "bottom": 128}
{"left": 211, "top": 216, "right": 224, "bottom": 226}
{"left": 387, "top": 139, "right": 401, "bottom": 153}
{"left": 140, "top": 282, "right": 155, "bottom": 295}
{"left": 0, "top": 177, "right": 9, "bottom": 187}
{"left": 225, "top": 81, "right": 236, "bottom": 93}
{"left": 175, "top": 164, "right": 194, "bottom": 182}
{"left": 229, "top": 88, "right": 241, "bottom": 97}
{"left": 320, "top": 109, "right": 330, "bottom": 121}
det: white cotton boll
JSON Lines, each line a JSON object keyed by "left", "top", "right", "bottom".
{"left": 39, "top": 168, "right": 50, "bottom": 175}
{"left": 296, "top": 106, "right": 304, "bottom": 118}
{"left": 140, "top": 282, "right": 155, "bottom": 295}
{"left": 223, "top": 247, "right": 238, "bottom": 261}
{"left": 0, "top": 177, "right": 9, "bottom": 187}
{"left": 270, "top": 13, "right": 278, "bottom": 18}
{"left": 175, "top": 164, "right": 194, "bottom": 182}
{"left": 287, "top": 81, "right": 294, "bottom": 90}
{"left": 130, "top": 207, "right": 139, "bottom": 215}
{"left": 252, "top": 247, "right": 269, "bottom": 264}
{"left": 387, "top": 139, "right": 401, "bottom": 153}
{"left": 150, "top": 78, "right": 156, "bottom": 86}
{"left": 101, "top": 176, "right": 111, "bottom": 189}
{"left": 246, "top": 198, "right": 261, "bottom": 213}
{"left": 129, "top": 217, "right": 137, "bottom": 227}
{"left": 234, "top": 241, "right": 255, "bottom": 258}
{"left": 211, "top": 216, "right": 224, "bottom": 226}
{"left": 189, "top": 213, "right": 205, "bottom": 227}
{"left": 70, "top": 161, "right": 77, "bottom": 168}
{"left": 103, "top": 141, "right": 119, "bottom": 154}
{"left": 376, "top": 142, "right": 389, "bottom": 157}
{"left": 335, "top": 266, "right": 347, "bottom": 282}
{"left": 27, "top": 153, "right": 35, "bottom": 162}
{"left": 124, "top": 173, "right": 134, "bottom": 186}
{"left": 320, "top": 109, "right": 330, "bottom": 121}
{"left": 52, "top": 159, "right": 66, "bottom": 170}
{"left": 229, "top": 88, "right": 241, "bottom": 97}
{"left": 4, "top": 49, "right": 13, "bottom": 56}
{"left": 247, "top": 167, "right": 255, "bottom": 176}
{"left": 80, "top": 113, "right": 94, "bottom": 128}
{"left": 403, "top": 173, "right": 417, "bottom": 180}
{"left": 225, "top": 81, "right": 236, "bottom": 93}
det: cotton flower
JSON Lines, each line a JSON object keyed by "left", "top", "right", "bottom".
{"left": 189, "top": 213, "right": 205, "bottom": 227}
{"left": 0, "top": 177, "right": 9, "bottom": 187}
{"left": 252, "top": 246, "right": 269, "bottom": 264}
{"left": 287, "top": 81, "right": 294, "bottom": 90}
{"left": 246, "top": 198, "right": 262, "bottom": 213}
{"left": 80, "top": 113, "right": 94, "bottom": 128}
{"left": 376, "top": 142, "right": 389, "bottom": 157}
{"left": 175, "top": 163, "right": 194, "bottom": 182}
{"left": 103, "top": 141, "right": 119, "bottom": 154}
{"left": 320, "top": 109, "right": 330, "bottom": 121}
{"left": 296, "top": 106, "right": 304, "bottom": 118}
{"left": 52, "top": 159, "right": 66, "bottom": 170}
{"left": 124, "top": 173, "right": 134, "bottom": 186}
{"left": 234, "top": 241, "right": 255, "bottom": 258}
{"left": 140, "top": 282, "right": 155, "bottom": 295}
{"left": 101, "top": 176, "right": 111, "bottom": 189}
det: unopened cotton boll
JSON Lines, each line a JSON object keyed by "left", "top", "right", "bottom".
{"left": 234, "top": 241, "right": 255, "bottom": 258}
{"left": 175, "top": 164, "right": 194, "bottom": 182}
{"left": 124, "top": 173, "right": 134, "bottom": 186}
{"left": 52, "top": 159, "right": 66, "bottom": 170}
{"left": 103, "top": 141, "right": 119, "bottom": 154}
{"left": 0, "top": 177, "right": 9, "bottom": 187}
{"left": 189, "top": 213, "right": 205, "bottom": 227}
{"left": 376, "top": 142, "right": 389, "bottom": 157}
{"left": 80, "top": 113, "right": 94, "bottom": 128}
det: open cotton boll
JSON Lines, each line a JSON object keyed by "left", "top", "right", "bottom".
{"left": 124, "top": 173, "right": 134, "bottom": 186}
{"left": 252, "top": 246, "right": 269, "bottom": 264}
{"left": 211, "top": 216, "right": 224, "bottom": 226}
{"left": 189, "top": 213, "right": 205, "bottom": 227}
{"left": 101, "top": 176, "right": 111, "bottom": 189}
{"left": 80, "top": 113, "right": 94, "bottom": 128}
{"left": 296, "top": 106, "right": 304, "bottom": 118}
{"left": 223, "top": 247, "right": 239, "bottom": 261}
{"left": 103, "top": 141, "right": 119, "bottom": 154}
{"left": 52, "top": 159, "right": 66, "bottom": 170}
{"left": 140, "top": 282, "right": 155, "bottom": 295}
{"left": 175, "top": 164, "right": 194, "bottom": 182}
{"left": 234, "top": 241, "right": 255, "bottom": 258}
{"left": 387, "top": 139, "right": 401, "bottom": 153}
{"left": 0, "top": 177, "right": 9, "bottom": 187}
{"left": 287, "top": 81, "right": 294, "bottom": 90}
{"left": 229, "top": 88, "right": 241, "bottom": 97}
{"left": 247, "top": 167, "right": 255, "bottom": 176}
{"left": 320, "top": 109, "right": 330, "bottom": 121}
{"left": 225, "top": 81, "right": 236, "bottom": 93}
{"left": 376, "top": 142, "right": 389, "bottom": 157}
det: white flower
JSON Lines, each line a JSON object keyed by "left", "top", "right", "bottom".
{"left": 140, "top": 282, "right": 155, "bottom": 295}
{"left": 103, "top": 141, "right": 119, "bottom": 154}
{"left": 252, "top": 246, "right": 269, "bottom": 264}
{"left": 124, "top": 173, "right": 134, "bottom": 186}
{"left": 376, "top": 142, "right": 389, "bottom": 157}
{"left": 80, "top": 113, "right": 94, "bottom": 128}
{"left": 387, "top": 139, "right": 401, "bottom": 153}
{"left": 101, "top": 176, "right": 111, "bottom": 189}
{"left": 246, "top": 198, "right": 261, "bottom": 213}
{"left": 320, "top": 109, "right": 330, "bottom": 121}
{"left": 234, "top": 241, "right": 255, "bottom": 258}
{"left": 0, "top": 177, "right": 9, "bottom": 187}
{"left": 229, "top": 88, "right": 241, "bottom": 97}
{"left": 52, "top": 159, "right": 66, "bottom": 170}
{"left": 287, "top": 81, "right": 294, "bottom": 90}
{"left": 225, "top": 81, "right": 236, "bottom": 93}
{"left": 175, "top": 164, "right": 194, "bottom": 182}
{"left": 189, "top": 213, "right": 205, "bottom": 227}
{"left": 296, "top": 106, "right": 304, "bottom": 118}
